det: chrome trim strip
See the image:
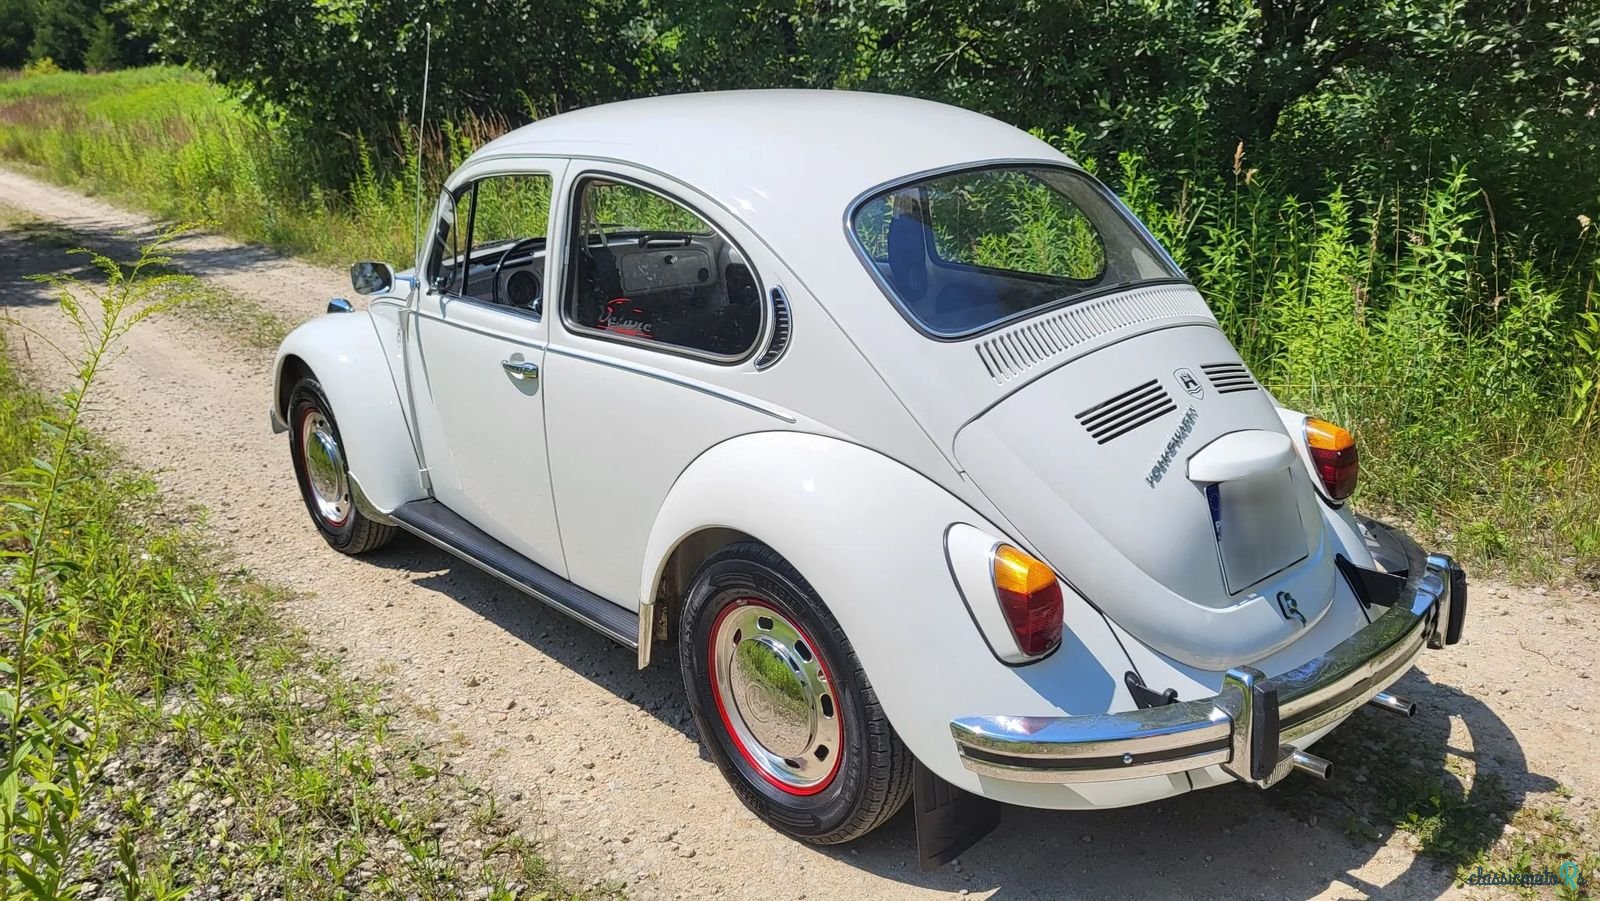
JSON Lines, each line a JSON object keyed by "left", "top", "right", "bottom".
{"left": 347, "top": 473, "right": 397, "bottom": 526}
{"left": 543, "top": 343, "right": 798, "bottom": 423}
{"left": 637, "top": 600, "right": 655, "bottom": 670}
{"left": 950, "top": 522, "right": 1453, "bottom": 785}
{"left": 407, "top": 308, "right": 794, "bottom": 423}
{"left": 410, "top": 306, "right": 547, "bottom": 349}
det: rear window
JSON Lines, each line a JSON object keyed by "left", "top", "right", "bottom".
{"left": 850, "top": 166, "right": 1182, "bottom": 337}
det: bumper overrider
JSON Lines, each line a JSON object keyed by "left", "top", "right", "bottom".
{"left": 950, "top": 522, "right": 1467, "bottom": 788}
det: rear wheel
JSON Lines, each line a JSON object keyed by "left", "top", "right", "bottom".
{"left": 680, "top": 542, "right": 912, "bottom": 844}
{"left": 288, "top": 377, "right": 395, "bottom": 555}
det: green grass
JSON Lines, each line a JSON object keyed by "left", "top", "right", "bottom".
{"left": 1, "top": 66, "right": 1598, "bottom": 578}
{"left": 0, "top": 66, "right": 478, "bottom": 270}
{"left": 0, "top": 231, "right": 598, "bottom": 897}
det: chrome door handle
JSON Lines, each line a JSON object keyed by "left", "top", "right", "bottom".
{"left": 501, "top": 359, "right": 540, "bottom": 380}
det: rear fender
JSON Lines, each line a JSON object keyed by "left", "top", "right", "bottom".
{"left": 640, "top": 432, "right": 1145, "bottom": 800}
{"left": 274, "top": 312, "right": 424, "bottom": 514}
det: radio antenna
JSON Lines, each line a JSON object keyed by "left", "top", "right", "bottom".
{"left": 412, "top": 23, "right": 433, "bottom": 264}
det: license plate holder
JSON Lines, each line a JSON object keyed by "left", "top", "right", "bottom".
{"left": 1208, "top": 468, "right": 1309, "bottom": 594}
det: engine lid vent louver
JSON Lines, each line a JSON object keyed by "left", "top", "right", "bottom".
{"left": 1075, "top": 380, "right": 1178, "bottom": 445}
{"left": 974, "top": 284, "right": 1215, "bottom": 384}
{"left": 1202, "top": 361, "right": 1258, "bottom": 394}
{"left": 755, "top": 287, "right": 792, "bottom": 369}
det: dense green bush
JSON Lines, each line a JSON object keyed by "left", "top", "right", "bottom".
{"left": 109, "top": 0, "right": 1600, "bottom": 255}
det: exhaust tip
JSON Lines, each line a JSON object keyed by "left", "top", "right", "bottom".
{"left": 1291, "top": 750, "right": 1332, "bottom": 780}
{"left": 1369, "top": 691, "right": 1418, "bottom": 718}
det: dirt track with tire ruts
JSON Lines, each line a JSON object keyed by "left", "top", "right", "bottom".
{"left": 2, "top": 167, "right": 1596, "bottom": 899}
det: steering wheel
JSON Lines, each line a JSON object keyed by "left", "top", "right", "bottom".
{"left": 491, "top": 237, "right": 545, "bottom": 307}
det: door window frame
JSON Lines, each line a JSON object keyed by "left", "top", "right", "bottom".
{"left": 420, "top": 160, "right": 566, "bottom": 324}
{"left": 557, "top": 168, "right": 769, "bottom": 366}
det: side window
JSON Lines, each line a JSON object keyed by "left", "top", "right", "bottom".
{"left": 425, "top": 189, "right": 460, "bottom": 293}
{"left": 564, "top": 177, "right": 763, "bottom": 360}
{"left": 455, "top": 173, "right": 553, "bottom": 313}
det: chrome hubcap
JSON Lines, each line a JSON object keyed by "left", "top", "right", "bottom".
{"left": 710, "top": 601, "right": 841, "bottom": 792}
{"left": 300, "top": 410, "right": 350, "bottom": 526}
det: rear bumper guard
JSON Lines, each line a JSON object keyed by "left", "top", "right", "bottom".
{"left": 950, "top": 523, "right": 1466, "bottom": 788}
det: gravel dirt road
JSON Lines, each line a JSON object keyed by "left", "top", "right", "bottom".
{"left": 2, "top": 167, "right": 1596, "bottom": 899}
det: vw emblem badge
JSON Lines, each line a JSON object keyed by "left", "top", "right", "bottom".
{"left": 1174, "top": 368, "right": 1204, "bottom": 399}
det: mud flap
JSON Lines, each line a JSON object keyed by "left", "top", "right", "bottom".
{"left": 1445, "top": 564, "right": 1467, "bottom": 644}
{"left": 913, "top": 759, "right": 1001, "bottom": 870}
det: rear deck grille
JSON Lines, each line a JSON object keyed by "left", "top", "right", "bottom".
{"left": 975, "top": 284, "right": 1214, "bottom": 384}
{"left": 1076, "top": 380, "right": 1178, "bottom": 445}
{"left": 1202, "top": 361, "right": 1258, "bottom": 394}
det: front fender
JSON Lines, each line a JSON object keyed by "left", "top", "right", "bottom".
{"left": 642, "top": 433, "right": 1165, "bottom": 806}
{"left": 273, "top": 312, "right": 424, "bottom": 514}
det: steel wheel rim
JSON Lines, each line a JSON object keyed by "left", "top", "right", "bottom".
{"left": 708, "top": 598, "right": 843, "bottom": 795}
{"left": 300, "top": 409, "right": 350, "bottom": 527}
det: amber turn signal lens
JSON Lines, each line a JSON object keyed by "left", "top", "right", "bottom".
{"left": 1305, "top": 418, "right": 1359, "bottom": 501}
{"left": 993, "top": 545, "right": 1064, "bottom": 658}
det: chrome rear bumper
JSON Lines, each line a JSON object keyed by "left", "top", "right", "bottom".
{"left": 950, "top": 523, "right": 1466, "bottom": 788}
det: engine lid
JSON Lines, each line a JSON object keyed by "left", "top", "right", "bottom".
{"left": 953, "top": 322, "right": 1338, "bottom": 669}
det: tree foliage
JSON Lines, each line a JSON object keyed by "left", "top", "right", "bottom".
{"left": 18, "top": 0, "right": 1600, "bottom": 248}
{"left": 5, "top": 0, "right": 144, "bottom": 70}
{"left": 128, "top": 0, "right": 647, "bottom": 142}
{"left": 0, "top": 0, "right": 36, "bottom": 69}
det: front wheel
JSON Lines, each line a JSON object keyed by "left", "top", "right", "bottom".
{"left": 679, "top": 542, "right": 912, "bottom": 844}
{"left": 287, "top": 376, "right": 396, "bottom": 555}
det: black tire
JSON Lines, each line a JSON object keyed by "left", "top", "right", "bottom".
{"left": 287, "top": 377, "right": 396, "bottom": 555}
{"left": 679, "top": 541, "right": 912, "bottom": 844}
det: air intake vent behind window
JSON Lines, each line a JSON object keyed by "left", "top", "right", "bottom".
{"left": 1076, "top": 380, "right": 1177, "bottom": 445}
{"left": 974, "top": 284, "right": 1214, "bottom": 384}
{"left": 755, "top": 287, "right": 792, "bottom": 369}
{"left": 1202, "top": 361, "right": 1258, "bottom": 394}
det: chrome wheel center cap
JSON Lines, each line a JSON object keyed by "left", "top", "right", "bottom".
{"left": 709, "top": 601, "right": 842, "bottom": 792}
{"left": 301, "top": 412, "right": 350, "bottom": 525}
{"left": 729, "top": 635, "right": 813, "bottom": 758}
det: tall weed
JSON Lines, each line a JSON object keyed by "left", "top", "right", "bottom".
{"left": 1143, "top": 159, "right": 1599, "bottom": 572}
{"left": 1, "top": 228, "right": 193, "bottom": 895}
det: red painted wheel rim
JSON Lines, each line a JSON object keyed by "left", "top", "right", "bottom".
{"left": 707, "top": 598, "right": 843, "bottom": 796}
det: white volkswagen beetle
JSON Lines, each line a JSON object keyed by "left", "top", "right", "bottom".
{"left": 272, "top": 91, "right": 1467, "bottom": 865}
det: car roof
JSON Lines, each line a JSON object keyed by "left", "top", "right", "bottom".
{"left": 466, "top": 90, "right": 1073, "bottom": 245}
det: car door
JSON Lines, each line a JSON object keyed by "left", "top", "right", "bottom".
{"left": 405, "top": 160, "right": 570, "bottom": 575}
{"left": 542, "top": 166, "right": 782, "bottom": 606}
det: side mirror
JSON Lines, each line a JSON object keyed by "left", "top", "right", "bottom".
{"left": 350, "top": 261, "right": 395, "bottom": 296}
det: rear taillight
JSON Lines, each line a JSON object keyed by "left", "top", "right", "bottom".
{"left": 992, "top": 545, "right": 1063, "bottom": 658}
{"left": 1305, "top": 418, "right": 1358, "bottom": 501}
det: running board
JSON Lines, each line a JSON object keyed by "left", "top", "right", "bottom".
{"left": 391, "top": 499, "right": 639, "bottom": 648}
